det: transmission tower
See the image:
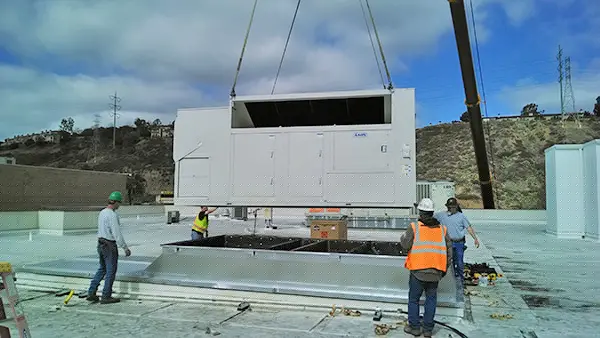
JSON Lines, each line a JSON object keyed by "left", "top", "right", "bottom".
{"left": 564, "top": 57, "right": 580, "bottom": 127}
{"left": 91, "top": 114, "right": 101, "bottom": 163}
{"left": 557, "top": 45, "right": 565, "bottom": 118}
{"left": 557, "top": 46, "right": 580, "bottom": 127}
{"left": 108, "top": 91, "right": 121, "bottom": 149}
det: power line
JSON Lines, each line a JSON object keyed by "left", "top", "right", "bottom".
{"left": 108, "top": 91, "right": 121, "bottom": 149}
{"left": 468, "top": 0, "right": 500, "bottom": 208}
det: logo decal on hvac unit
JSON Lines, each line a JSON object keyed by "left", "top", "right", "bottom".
{"left": 354, "top": 132, "right": 367, "bottom": 137}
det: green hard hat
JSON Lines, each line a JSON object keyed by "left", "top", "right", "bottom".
{"left": 109, "top": 191, "right": 123, "bottom": 202}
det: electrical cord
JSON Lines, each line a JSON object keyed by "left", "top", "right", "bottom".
{"left": 397, "top": 309, "right": 469, "bottom": 338}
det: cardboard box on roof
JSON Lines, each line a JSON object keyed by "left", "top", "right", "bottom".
{"left": 309, "top": 218, "right": 348, "bottom": 240}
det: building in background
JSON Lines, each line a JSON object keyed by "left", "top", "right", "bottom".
{"left": 3, "top": 130, "right": 62, "bottom": 146}
{"left": 150, "top": 125, "right": 174, "bottom": 139}
{"left": 0, "top": 156, "right": 16, "bottom": 165}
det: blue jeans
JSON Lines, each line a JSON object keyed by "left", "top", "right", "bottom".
{"left": 452, "top": 241, "right": 465, "bottom": 302}
{"left": 191, "top": 230, "right": 206, "bottom": 240}
{"left": 408, "top": 273, "right": 438, "bottom": 332}
{"left": 88, "top": 239, "right": 118, "bottom": 299}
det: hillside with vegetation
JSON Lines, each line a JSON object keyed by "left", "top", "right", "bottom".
{"left": 2, "top": 114, "right": 600, "bottom": 209}
{"left": 417, "top": 116, "right": 600, "bottom": 209}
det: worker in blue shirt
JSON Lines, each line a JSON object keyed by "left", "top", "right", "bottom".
{"left": 434, "top": 197, "right": 479, "bottom": 303}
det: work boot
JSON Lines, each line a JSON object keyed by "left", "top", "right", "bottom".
{"left": 100, "top": 297, "right": 120, "bottom": 304}
{"left": 404, "top": 325, "right": 422, "bottom": 336}
{"left": 86, "top": 294, "right": 99, "bottom": 302}
{"left": 423, "top": 330, "right": 433, "bottom": 337}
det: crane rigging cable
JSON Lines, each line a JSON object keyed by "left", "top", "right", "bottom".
{"left": 359, "top": 0, "right": 386, "bottom": 89}
{"left": 468, "top": 0, "right": 500, "bottom": 208}
{"left": 230, "top": 0, "right": 393, "bottom": 96}
{"left": 230, "top": 0, "right": 259, "bottom": 98}
{"left": 271, "top": 0, "right": 302, "bottom": 95}
{"left": 364, "top": 0, "right": 394, "bottom": 90}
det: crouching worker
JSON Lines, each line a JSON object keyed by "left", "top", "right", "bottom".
{"left": 191, "top": 206, "right": 218, "bottom": 240}
{"left": 400, "top": 198, "right": 452, "bottom": 337}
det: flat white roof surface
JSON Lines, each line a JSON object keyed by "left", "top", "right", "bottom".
{"left": 2, "top": 213, "right": 598, "bottom": 337}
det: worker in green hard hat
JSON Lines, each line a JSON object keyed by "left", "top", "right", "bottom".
{"left": 86, "top": 191, "right": 131, "bottom": 304}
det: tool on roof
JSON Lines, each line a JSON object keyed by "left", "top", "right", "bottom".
{"left": 372, "top": 308, "right": 383, "bottom": 321}
{"left": 219, "top": 302, "right": 251, "bottom": 324}
{"left": 63, "top": 290, "right": 75, "bottom": 305}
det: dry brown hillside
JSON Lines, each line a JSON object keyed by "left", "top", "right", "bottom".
{"left": 2, "top": 117, "right": 599, "bottom": 208}
{"left": 418, "top": 117, "right": 600, "bottom": 209}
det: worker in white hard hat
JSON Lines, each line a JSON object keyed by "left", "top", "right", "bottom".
{"left": 400, "top": 198, "right": 452, "bottom": 338}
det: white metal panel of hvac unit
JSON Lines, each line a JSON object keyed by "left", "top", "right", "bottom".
{"left": 173, "top": 89, "right": 416, "bottom": 208}
{"left": 544, "top": 144, "right": 585, "bottom": 238}
{"left": 582, "top": 140, "right": 600, "bottom": 241}
{"left": 413, "top": 180, "right": 456, "bottom": 214}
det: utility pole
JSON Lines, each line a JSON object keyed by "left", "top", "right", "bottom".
{"left": 108, "top": 91, "right": 121, "bottom": 149}
{"left": 448, "top": 0, "right": 495, "bottom": 209}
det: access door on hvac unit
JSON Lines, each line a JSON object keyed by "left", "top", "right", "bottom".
{"left": 231, "top": 133, "right": 276, "bottom": 197}
{"left": 177, "top": 157, "right": 210, "bottom": 198}
{"left": 325, "top": 129, "right": 394, "bottom": 204}
{"left": 288, "top": 132, "right": 324, "bottom": 197}
{"left": 333, "top": 130, "right": 391, "bottom": 172}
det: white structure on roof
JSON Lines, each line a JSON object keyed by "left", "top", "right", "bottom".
{"left": 173, "top": 88, "right": 417, "bottom": 208}
{"left": 545, "top": 139, "right": 600, "bottom": 240}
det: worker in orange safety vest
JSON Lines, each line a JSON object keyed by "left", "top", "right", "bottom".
{"left": 400, "top": 198, "right": 453, "bottom": 337}
{"left": 191, "top": 206, "right": 218, "bottom": 240}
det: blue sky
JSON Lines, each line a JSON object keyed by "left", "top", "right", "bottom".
{"left": 0, "top": 0, "right": 599, "bottom": 141}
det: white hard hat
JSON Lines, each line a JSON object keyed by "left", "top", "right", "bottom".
{"left": 417, "top": 198, "right": 435, "bottom": 212}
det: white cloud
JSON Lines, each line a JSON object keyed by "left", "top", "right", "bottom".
{"left": 0, "top": 0, "right": 544, "bottom": 140}
{"left": 0, "top": 64, "right": 208, "bottom": 135}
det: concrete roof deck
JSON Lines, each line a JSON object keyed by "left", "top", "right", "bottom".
{"left": 1, "top": 214, "right": 599, "bottom": 337}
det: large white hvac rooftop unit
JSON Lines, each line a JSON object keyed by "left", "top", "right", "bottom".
{"left": 173, "top": 88, "right": 416, "bottom": 208}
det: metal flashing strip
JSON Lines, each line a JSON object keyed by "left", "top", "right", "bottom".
{"left": 18, "top": 235, "right": 460, "bottom": 308}
{"left": 13, "top": 272, "right": 464, "bottom": 317}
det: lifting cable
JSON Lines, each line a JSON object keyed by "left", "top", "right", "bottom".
{"left": 468, "top": 0, "right": 500, "bottom": 208}
{"left": 271, "top": 0, "right": 302, "bottom": 95}
{"left": 359, "top": 0, "right": 385, "bottom": 89}
{"left": 230, "top": 0, "right": 259, "bottom": 98}
{"left": 364, "top": 0, "right": 393, "bottom": 90}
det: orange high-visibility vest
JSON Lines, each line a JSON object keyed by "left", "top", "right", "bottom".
{"left": 192, "top": 214, "right": 208, "bottom": 233}
{"left": 404, "top": 221, "right": 448, "bottom": 273}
